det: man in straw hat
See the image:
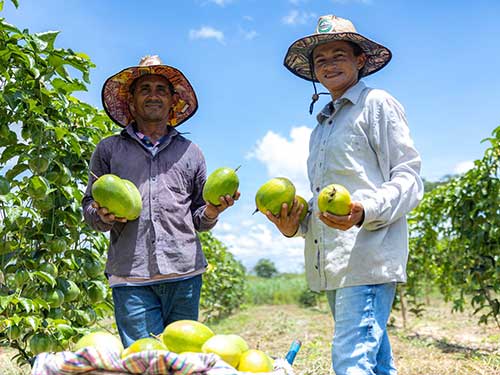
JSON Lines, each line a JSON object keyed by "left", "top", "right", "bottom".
{"left": 266, "top": 15, "right": 423, "bottom": 374}
{"left": 82, "top": 55, "right": 239, "bottom": 347}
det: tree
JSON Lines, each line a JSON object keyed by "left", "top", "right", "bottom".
{"left": 405, "top": 125, "right": 500, "bottom": 327}
{"left": 0, "top": 3, "right": 118, "bottom": 364}
{"left": 254, "top": 258, "right": 278, "bottom": 278}
{"left": 199, "top": 232, "right": 246, "bottom": 322}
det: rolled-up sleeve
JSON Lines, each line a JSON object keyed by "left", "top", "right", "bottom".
{"left": 361, "top": 98, "right": 424, "bottom": 231}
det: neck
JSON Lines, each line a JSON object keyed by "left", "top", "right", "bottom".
{"left": 135, "top": 120, "right": 169, "bottom": 142}
{"left": 329, "top": 79, "right": 359, "bottom": 101}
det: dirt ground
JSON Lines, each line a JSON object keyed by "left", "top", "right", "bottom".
{"left": 1, "top": 299, "right": 499, "bottom": 375}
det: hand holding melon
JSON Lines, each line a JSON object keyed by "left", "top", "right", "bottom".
{"left": 91, "top": 173, "right": 142, "bottom": 224}
{"left": 202, "top": 166, "right": 240, "bottom": 219}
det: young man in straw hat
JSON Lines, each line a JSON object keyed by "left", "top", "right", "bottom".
{"left": 266, "top": 15, "right": 423, "bottom": 374}
{"left": 82, "top": 56, "right": 239, "bottom": 347}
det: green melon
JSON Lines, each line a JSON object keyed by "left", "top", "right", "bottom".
{"left": 91, "top": 174, "right": 142, "bottom": 220}
{"left": 161, "top": 320, "right": 214, "bottom": 354}
{"left": 295, "top": 195, "right": 309, "bottom": 223}
{"left": 202, "top": 167, "right": 239, "bottom": 205}
{"left": 317, "top": 183, "right": 351, "bottom": 216}
{"left": 255, "top": 177, "right": 296, "bottom": 216}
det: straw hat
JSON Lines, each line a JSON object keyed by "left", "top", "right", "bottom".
{"left": 284, "top": 15, "right": 392, "bottom": 82}
{"left": 102, "top": 55, "right": 198, "bottom": 127}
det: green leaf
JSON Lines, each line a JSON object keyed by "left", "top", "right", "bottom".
{"left": 35, "top": 30, "right": 59, "bottom": 50}
{"left": 17, "top": 297, "right": 35, "bottom": 313}
{"left": 33, "top": 271, "right": 56, "bottom": 287}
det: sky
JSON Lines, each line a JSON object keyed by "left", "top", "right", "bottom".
{"left": 2, "top": 0, "right": 500, "bottom": 273}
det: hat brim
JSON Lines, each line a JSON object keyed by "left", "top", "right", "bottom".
{"left": 102, "top": 65, "right": 198, "bottom": 127}
{"left": 284, "top": 32, "right": 392, "bottom": 82}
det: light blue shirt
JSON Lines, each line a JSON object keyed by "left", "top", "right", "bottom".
{"left": 297, "top": 80, "right": 424, "bottom": 291}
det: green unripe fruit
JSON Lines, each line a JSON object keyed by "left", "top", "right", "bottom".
{"left": 92, "top": 174, "right": 142, "bottom": 220}
{"left": 202, "top": 167, "right": 240, "bottom": 205}
{"left": 255, "top": 177, "right": 296, "bottom": 216}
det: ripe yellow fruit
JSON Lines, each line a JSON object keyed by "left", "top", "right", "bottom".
{"left": 317, "top": 184, "right": 351, "bottom": 216}
{"left": 238, "top": 349, "right": 274, "bottom": 372}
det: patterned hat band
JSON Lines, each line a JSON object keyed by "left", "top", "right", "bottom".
{"left": 284, "top": 15, "right": 392, "bottom": 82}
{"left": 102, "top": 55, "right": 198, "bottom": 128}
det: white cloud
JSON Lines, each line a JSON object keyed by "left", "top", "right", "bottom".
{"left": 213, "top": 219, "right": 305, "bottom": 273}
{"left": 247, "top": 126, "right": 312, "bottom": 198}
{"left": 208, "top": 0, "right": 233, "bottom": 6}
{"left": 282, "top": 10, "right": 317, "bottom": 26}
{"left": 242, "top": 29, "right": 258, "bottom": 40}
{"left": 453, "top": 160, "right": 475, "bottom": 175}
{"left": 189, "top": 26, "right": 225, "bottom": 44}
{"left": 243, "top": 15, "right": 254, "bottom": 22}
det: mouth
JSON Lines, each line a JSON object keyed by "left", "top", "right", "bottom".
{"left": 324, "top": 72, "right": 342, "bottom": 79}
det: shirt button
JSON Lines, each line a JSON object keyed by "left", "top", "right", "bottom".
{"left": 314, "top": 239, "right": 318, "bottom": 244}
{"left": 316, "top": 187, "right": 320, "bottom": 192}
{"left": 328, "top": 120, "right": 333, "bottom": 125}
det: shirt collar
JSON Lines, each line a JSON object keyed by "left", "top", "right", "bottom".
{"left": 122, "top": 123, "right": 179, "bottom": 145}
{"left": 316, "top": 80, "right": 367, "bottom": 123}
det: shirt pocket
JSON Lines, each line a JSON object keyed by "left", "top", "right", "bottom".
{"left": 329, "top": 134, "right": 371, "bottom": 175}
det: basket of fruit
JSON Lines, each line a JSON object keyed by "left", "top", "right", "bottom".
{"left": 31, "top": 320, "right": 299, "bottom": 375}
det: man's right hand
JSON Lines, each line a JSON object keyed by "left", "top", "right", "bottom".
{"left": 265, "top": 198, "right": 304, "bottom": 238}
{"left": 91, "top": 201, "right": 127, "bottom": 224}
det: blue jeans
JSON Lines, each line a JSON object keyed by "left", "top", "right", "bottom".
{"left": 326, "top": 283, "right": 397, "bottom": 375}
{"left": 112, "top": 275, "right": 202, "bottom": 348}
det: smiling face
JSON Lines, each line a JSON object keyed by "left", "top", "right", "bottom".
{"left": 128, "top": 74, "right": 174, "bottom": 125}
{"left": 312, "top": 40, "right": 366, "bottom": 99}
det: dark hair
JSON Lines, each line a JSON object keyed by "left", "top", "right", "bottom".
{"left": 128, "top": 74, "right": 176, "bottom": 96}
{"left": 348, "top": 41, "right": 364, "bottom": 57}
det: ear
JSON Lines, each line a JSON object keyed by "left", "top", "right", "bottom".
{"left": 128, "top": 95, "right": 136, "bottom": 115}
{"left": 357, "top": 53, "right": 367, "bottom": 71}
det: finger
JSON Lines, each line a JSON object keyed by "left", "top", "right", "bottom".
{"left": 266, "top": 210, "right": 279, "bottom": 225}
{"left": 280, "top": 203, "right": 289, "bottom": 219}
{"left": 91, "top": 201, "right": 98, "bottom": 209}
{"left": 233, "top": 191, "right": 241, "bottom": 200}
{"left": 115, "top": 217, "right": 127, "bottom": 223}
{"left": 98, "top": 207, "right": 109, "bottom": 215}
{"left": 224, "top": 195, "right": 234, "bottom": 206}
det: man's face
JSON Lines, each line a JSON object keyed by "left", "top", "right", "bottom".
{"left": 312, "top": 41, "right": 366, "bottom": 97}
{"left": 128, "top": 75, "right": 173, "bottom": 124}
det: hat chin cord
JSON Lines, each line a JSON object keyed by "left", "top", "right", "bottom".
{"left": 309, "top": 80, "right": 330, "bottom": 115}
{"left": 308, "top": 58, "right": 329, "bottom": 115}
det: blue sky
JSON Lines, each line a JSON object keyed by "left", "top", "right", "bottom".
{"left": 3, "top": 0, "right": 500, "bottom": 273}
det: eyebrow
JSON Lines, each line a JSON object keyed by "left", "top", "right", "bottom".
{"left": 314, "top": 48, "right": 349, "bottom": 58}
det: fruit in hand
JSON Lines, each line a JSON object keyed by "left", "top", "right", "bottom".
{"left": 255, "top": 177, "right": 296, "bottom": 216}
{"left": 203, "top": 167, "right": 240, "bottom": 205}
{"left": 295, "top": 195, "right": 309, "bottom": 222}
{"left": 91, "top": 174, "right": 142, "bottom": 220}
{"left": 317, "top": 184, "right": 351, "bottom": 216}
{"left": 161, "top": 320, "right": 214, "bottom": 354}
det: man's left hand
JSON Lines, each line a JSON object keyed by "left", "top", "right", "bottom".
{"left": 204, "top": 191, "right": 241, "bottom": 219}
{"left": 318, "top": 201, "right": 364, "bottom": 231}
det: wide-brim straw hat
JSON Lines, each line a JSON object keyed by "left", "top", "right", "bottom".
{"left": 284, "top": 15, "right": 392, "bottom": 82}
{"left": 102, "top": 55, "right": 198, "bottom": 127}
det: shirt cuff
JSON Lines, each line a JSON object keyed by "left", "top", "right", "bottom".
{"left": 360, "top": 199, "right": 377, "bottom": 227}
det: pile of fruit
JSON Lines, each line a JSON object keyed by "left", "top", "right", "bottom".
{"left": 74, "top": 319, "right": 274, "bottom": 373}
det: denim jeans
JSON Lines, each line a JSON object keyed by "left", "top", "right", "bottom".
{"left": 326, "top": 282, "right": 397, "bottom": 375}
{"left": 111, "top": 275, "right": 202, "bottom": 348}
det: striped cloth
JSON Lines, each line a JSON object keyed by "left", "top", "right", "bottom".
{"left": 31, "top": 348, "right": 295, "bottom": 375}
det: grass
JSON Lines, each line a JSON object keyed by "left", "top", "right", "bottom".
{"left": 1, "top": 282, "right": 499, "bottom": 375}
